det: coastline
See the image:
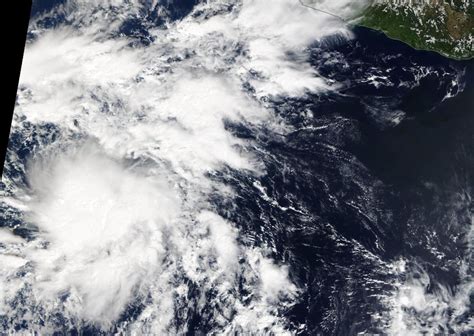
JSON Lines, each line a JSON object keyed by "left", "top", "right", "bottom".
{"left": 298, "top": 0, "right": 474, "bottom": 62}
{"left": 353, "top": 23, "right": 474, "bottom": 62}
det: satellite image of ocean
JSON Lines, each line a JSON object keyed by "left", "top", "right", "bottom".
{"left": 0, "top": 0, "right": 473, "bottom": 335}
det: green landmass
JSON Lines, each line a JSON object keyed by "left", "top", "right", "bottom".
{"left": 358, "top": 0, "right": 474, "bottom": 60}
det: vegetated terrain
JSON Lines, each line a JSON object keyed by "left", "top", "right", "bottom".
{"left": 359, "top": 0, "right": 474, "bottom": 59}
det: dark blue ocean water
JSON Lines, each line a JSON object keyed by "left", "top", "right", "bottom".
{"left": 7, "top": 1, "right": 474, "bottom": 334}
{"left": 215, "top": 27, "right": 474, "bottom": 335}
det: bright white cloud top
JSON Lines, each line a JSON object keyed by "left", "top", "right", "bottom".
{"left": 0, "top": 0, "right": 355, "bottom": 333}
{"left": 2, "top": 0, "right": 467, "bottom": 335}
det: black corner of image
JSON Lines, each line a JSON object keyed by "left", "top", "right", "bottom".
{"left": 1, "top": 1, "right": 32, "bottom": 178}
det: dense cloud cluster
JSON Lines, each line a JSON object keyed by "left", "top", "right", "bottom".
{"left": 0, "top": 0, "right": 472, "bottom": 334}
{"left": 0, "top": 0, "right": 352, "bottom": 333}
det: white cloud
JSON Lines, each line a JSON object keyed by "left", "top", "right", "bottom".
{"left": 300, "top": 0, "right": 372, "bottom": 20}
{"left": 24, "top": 143, "right": 177, "bottom": 326}
{"left": 384, "top": 258, "right": 474, "bottom": 335}
{"left": 1, "top": 0, "right": 364, "bottom": 333}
